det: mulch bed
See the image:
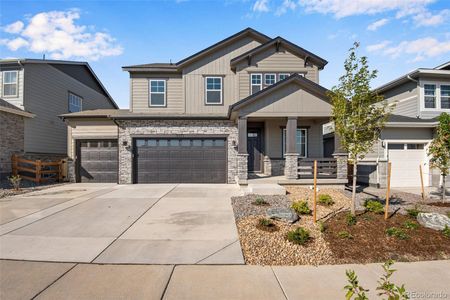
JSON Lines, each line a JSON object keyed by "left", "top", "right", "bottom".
{"left": 426, "top": 202, "right": 450, "bottom": 207}
{"left": 323, "top": 211, "right": 450, "bottom": 264}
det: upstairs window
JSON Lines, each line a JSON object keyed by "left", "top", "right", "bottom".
{"left": 441, "top": 85, "right": 450, "bottom": 109}
{"left": 424, "top": 84, "right": 436, "bottom": 108}
{"left": 251, "top": 74, "right": 262, "bottom": 94}
{"left": 2, "top": 71, "right": 18, "bottom": 97}
{"left": 149, "top": 80, "right": 166, "bottom": 107}
{"left": 279, "top": 73, "right": 290, "bottom": 81}
{"left": 264, "top": 74, "right": 276, "bottom": 85}
{"left": 68, "top": 92, "right": 83, "bottom": 113}
{"left": 205, "top": 77, "right": 222, "bottom": 104}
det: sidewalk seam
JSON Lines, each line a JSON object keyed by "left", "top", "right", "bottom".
{"left": 30, "top": 263, "right": 79, "bottom": 299}
{"left": 160, "top": 265, "right": 176, "bottom": 300}
{"left": 271, "top": 266, "right": 289, "bottom": 300}
{"left": 194, "top": 239, "right": 241, "bottom": 264}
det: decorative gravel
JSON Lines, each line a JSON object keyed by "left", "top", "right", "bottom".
{"left": 231, "top": 194, "right": 292, "bottom": 220}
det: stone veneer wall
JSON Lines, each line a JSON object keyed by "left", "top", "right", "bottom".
{"left": 263, "top": 157, "right": 285, "bottom": 176}
{"left": 0, "top": 111, "right": 25, "bottom": 180}
{"left": 117, "top": 120, "right": 239, "bottom": 184}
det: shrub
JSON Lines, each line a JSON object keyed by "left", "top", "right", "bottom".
{"left": 364, "top": 199, "right": 384, "bottom": 214}
{"left": 403, "top": 220, "right": 419, "bottom": 230}
{"left": 318, "top": 194, "right": 334, "bottom": 206}
{"left": 256, "top": 218, "right": 278, "bottom": 232}
{"left": 318, "top": 221, "right": 327, "bottom": 233}
{"left": 346, "top": 213, "right": 357, "bottom": 226}
{"left": 443, "top": 225, "right": 450, "bottom": 238}
{"left": 252, "top": 197, "right": 269, "bottom": 206}
{"left": 338, "top": 230, "right": 353, "bottom": 239}
{"left": 386, "top": 227, "right": 409, "bottom": 240}
{"left": 8, "top": 175, "right": 22, "bottom": 191}
{"left": 406, "top": 206, "right": 421, "bottom": 218}
{"left": 286, "top": 227, "right": 311, "bottom": 245}
{"left": 291, "top": 200, "right": 311, "bottom": 215}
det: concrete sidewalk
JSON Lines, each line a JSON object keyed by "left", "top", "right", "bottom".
{"left": 1, "top": 259, "right": 449, "bottom": 300}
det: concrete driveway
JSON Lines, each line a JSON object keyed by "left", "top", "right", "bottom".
{"left": 0, "top": 183, "right": 244, "bottom": 264}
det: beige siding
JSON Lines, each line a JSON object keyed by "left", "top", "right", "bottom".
{"left": 23, "top": 64, "right": 115, "bottom": 154}
{"left": 383, "top": 81, "right": 419, "bottom": 118}
{"left": 240, "top": 82, "right": 331, "bottom": 117}
{"left": 130, "top": 73, "right": 184, "bottom": 113}
{"left": 264, "top": 118, "right": 326, "bottom": 158}
{"left": 67, "top": 119, "right": 118, "bottom": 158}
{"left": 183, "top": 37, "right": 262, "bottom": 116}
{"left": 0, "top": 67, "right": 25, "bottom": 109}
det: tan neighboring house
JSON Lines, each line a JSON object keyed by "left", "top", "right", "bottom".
{"left": 0, "top": 59, "right": 118, "bottom": 179}
{"left": 61, "top": 28, "right": 348, "bottom": 184}
{"left": 358, "top": 61, "right": 450, "bottom": 188}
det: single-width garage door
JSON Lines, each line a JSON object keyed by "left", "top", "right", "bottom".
{"left": 134, "top": 137, "right": 227, "bottom": 183}
{"left": 77, "top": 140, "right": 118, "bottom": 183}
{"left": 388, "top": 143, "right": 428, "bottom": 187}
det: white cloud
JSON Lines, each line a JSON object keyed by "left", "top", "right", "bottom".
{"left": 368, "top": 37, "right": 450, "bottom": 61}
{"left": 1, "top": 10, "right": 123, "bottom": 61}
{"left": 367, "top": 18, "right": 389, "bottom": 31}
{"left": 4, "top": 21, "right": 24, "bottom": 34}
{"left": 275, "top": 0, "right": 297, "bottom": 16}
{"left": 253, "top": 0, "right": 270, "bottom": 12}
{"left": 413, "top": 9, "right": 450, "bottom": 26}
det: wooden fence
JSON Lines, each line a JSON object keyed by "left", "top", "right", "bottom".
{"left": 298, "top": 158, "right": 337, "bottom": 179}
{"left": 11, "top": 154, "right": 65, "bottom": 183}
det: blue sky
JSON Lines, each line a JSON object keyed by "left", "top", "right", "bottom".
{"left": 1, "top": 0, "right": 450, "bottom": 108}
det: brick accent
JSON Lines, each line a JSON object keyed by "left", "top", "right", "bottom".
{"left": 284, "top": 153, "right": 299, "bottom": 179}
{"left": 0, "top": 111, "right": 25, "bottom": 180}
{"left": 116, "top": 120, "right": 239, "bottom": 184}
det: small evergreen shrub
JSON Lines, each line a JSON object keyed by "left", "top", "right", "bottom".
{"left": 364, "top": 199, "right": 384, "bottom": 214}
{"left": 406, "top": 207, "right": 421, "bottom": 218}
{"left": 291, "top": 200, "right": 311, "bottom": 215}
{"left": 403, "top": 220, "right": 419, "bottom": 230}
{"left": 346, "top": 214, "right": 357, "bottom": 226}
{"left": 318, "top": 194, "right": 334, "bottom": 206}
{"left": 443, "top": 225, "right": 450, "bottom": 238}
{"left": 386, "top": 227, "right": 409, "bottom": 240}
{"left": 252, "top": 196, "right": 269, "bottom": 206}
{"left": 338, "top": 230, "right": 353, "bottom": 239}
{"left": 8, "top": 175, "right": 22, "bottom": 191}
{"left": 256, "top": 218, "right": 278, "bottom": 232}
{"left": 286, "top": 227, "right": 311, "bottom": 245}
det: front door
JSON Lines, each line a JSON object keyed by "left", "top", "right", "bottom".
{"left": 247, "top": 129, "right": 262, "bottom": 172}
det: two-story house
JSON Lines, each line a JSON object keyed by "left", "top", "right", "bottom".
{"left": 61, "top": 28, "right": 348, "bottom": 184}
{"left": 0, "top": 59, "right": 118, "bottom": 179}
{"left": 358, "top": 61, "right": 450, "bottom": 188}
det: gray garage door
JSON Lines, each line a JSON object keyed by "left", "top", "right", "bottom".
{"left": 77, "top": 140, "right": 118, "bottom": 183}
{"left": 134, "top": 137, "right": 227, "bottom": 183}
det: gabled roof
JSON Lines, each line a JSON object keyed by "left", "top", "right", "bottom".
{"left": 230, "top": 36, "right": 328, "bottom": 70}
{"left": 0, "top": 59, "right": 119, "bottom": 109}
{"left": 0, "top": 98, "right": 34, "bottom": 118}
{"left": 435, "top": 61, "right": 450, "bottom": 70}
{"left": 228, "top": 73, "right": 329, "bottom": 116}
{"left": 122, "top": 27, "right": 271, "bottom": 72}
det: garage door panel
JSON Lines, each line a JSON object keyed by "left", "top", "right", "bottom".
{"left": 388, "top": 146, "right": 428, "bottom": 187}
{"left": 78, "top": 140, "right": 118, "bottom": 183}
{"left": 135, "top": 138, "right": 227, "bottom": 183}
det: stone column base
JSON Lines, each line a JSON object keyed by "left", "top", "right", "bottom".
{"left": 236, "top": 153, "right": 249, "bottom": 185}
{"left": 333, "top": 152, "right": 348, "bottom": 180}
{"left": 284, "top": 153, "right": 299, "bottom": 180}
{"left": 263, "top": 156, "right": 271, "bottom": 176}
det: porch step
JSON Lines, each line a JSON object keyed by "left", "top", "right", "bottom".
{"left": 243, "top": 183, "right": 286, "bottom": 196}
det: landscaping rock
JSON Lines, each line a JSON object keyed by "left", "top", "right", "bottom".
{"left": 417, "top": 212, "right": 450, "bottom": 231}
{"left": 267, "top": 207, "right": 299, "bottom": 223}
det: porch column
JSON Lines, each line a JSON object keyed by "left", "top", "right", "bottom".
{"left": 284, "top": 117, "right": 299, "bottom": 180}
{"left": 236, "top": 117, "right": 248, "bottom": 185}
{"left": 333, "top": 132, "right": 348, "bottom": 180}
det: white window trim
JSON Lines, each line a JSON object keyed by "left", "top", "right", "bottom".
{"left": 282, "top": 128, "right": 308, "bottom": 158}
{"left": 264, "top": 73, "right": 276, "bottom": 85}
{"left": 68, "top": 92, "right": 83, "bottom": 113}
{"left": 250, "top": 73, "right": 262, "bottom": 94}
{"left": 419, "top": 80, "right": 450, "bottom": 112}
{"left": 2, "top": 70, "right": 19, "bottom": 98}
{"left": 278, "top": 73, "right": 290, "bottom": 81}
{"left": 149, "top": 79, "right": 166, "bottom": 107}
{"left": 205, "top": 76, "right": 223, "bottom": 105}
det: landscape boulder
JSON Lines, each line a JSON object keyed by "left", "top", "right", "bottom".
{"left": 417, "top": 212, "right": 450, "bottom": 231}
{"left": 267, "top": 207, "right": 299, "bottom": 223}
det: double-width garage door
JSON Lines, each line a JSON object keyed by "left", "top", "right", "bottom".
{"left": 77, "top": 140, "right": 118, "bottom": 183}
{"left": 134, "top": 137, "right": 227, "bottom": 183}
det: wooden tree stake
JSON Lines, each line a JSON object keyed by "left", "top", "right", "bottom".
{"left": 384, "top": 162, "right": 392, "bottom": 220}
{"left": 313, "top": 160, "right": 317, "bottom": 223}
{"left": 419, "top": 164, "right": 425, "bottom": 201}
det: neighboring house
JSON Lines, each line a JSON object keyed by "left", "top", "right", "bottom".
{"left": 0, "top": 98, "right": 34, "bottom": 180}
{"left": 0, "top": 59, "right": 118, "bottom": 172}
{"left": 358, "top": 61, "right": 450, "bottom": 188}
{"left": 61, "top": 28, "right": 348, "bottom": 184}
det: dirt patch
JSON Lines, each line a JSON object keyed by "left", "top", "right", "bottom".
{"left": 426, "top": 202, "right": 450, "bottom": 208}
{"left": 323, "top": 211, "right": 450, "bottom": 264}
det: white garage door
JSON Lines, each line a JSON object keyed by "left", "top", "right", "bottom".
{"left": 388, "top": 143, "right": 428, "bottom": 187}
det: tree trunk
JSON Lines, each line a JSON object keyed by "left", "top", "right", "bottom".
{"left": 443, "top": 174, "right": 446, "bottom": 202}
{"left": 351, "top": 161, "right": 357, "bottom": 215}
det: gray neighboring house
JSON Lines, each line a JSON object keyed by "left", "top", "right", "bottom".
{"left": 61, "top": 28, "right": 348, "bottom": 184}
{"left": 0, "top": 59, "right": 118, "bottom": 178}
{"left": 0, "top": 98, "right": 34, "bottom": 180}
{"left": 358, "top": 61, "right": 450, "bottom": 188}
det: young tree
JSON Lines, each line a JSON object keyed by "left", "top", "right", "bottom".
{"left": 330, "top": 42, "right": 390, "bottom": 215}
{"left": 428, "top": 112, "right": 450, "bottom": 201}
